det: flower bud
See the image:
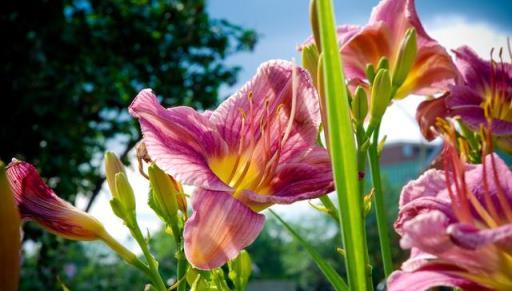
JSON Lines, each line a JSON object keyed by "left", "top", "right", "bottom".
{"left": 392, "top": 28, "right": 417, "bottom": 88}
{"left": 115, "top": 172, "right": 136, "bottom": 213}
{"left": 301, "top": 43, "right": 319, "bottom": 88}
{"left": 6, "top": 160, "right": 106, "bottom": 241}
{"left": 369, "top": 69, "right": 392, "bottom": 126}
{"left": 105, "top": 151, "right": 125, "bottom": 199}
{"left": 228, "top": 250, "right": 252, "bottom": 291}
{"left": 365, "top": 63, "right": 376, "bottom": 84}
{"left": 148, "top": 163, "right": 179, "bottom": 229}
{"left": 309, "top": 0, "right": 321, "bottom": 52}
{"left": 377, "top": 57, "right": 390, "bottom": 71}
{"left": 0, "top": 161, "right": 21, "bottom": 291}
{"left": 351, "top": 86, "right": 368, "bottom": 123}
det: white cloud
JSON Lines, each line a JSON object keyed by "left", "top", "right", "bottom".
{"left": 427, "top": 15, "right": 509, "bottom": 57}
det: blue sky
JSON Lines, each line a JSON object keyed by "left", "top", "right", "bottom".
{"left": 207, "top": 0, "right": 512, "bottom": 142}
{"left": 208, "top": 0, "right": 512, "bottom": 86}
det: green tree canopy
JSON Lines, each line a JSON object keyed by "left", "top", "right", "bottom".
{"left": 1, "top": 0, "right": 257, "bottom": 288}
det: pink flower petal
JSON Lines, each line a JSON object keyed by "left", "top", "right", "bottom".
{"left": 399, "top": 168, "right": 448, "bottom": 206}
{"left": 183, "top": 189, "right": 265, "bottom": 270}
{"left": 369, "top": 0, "right": 432, "bottom": 47}
{"left": 238, "top": 146, "right": 333, "bottom": 210}
{"left": 395, "top": 197, "right": 454, "bottom": 236}
{"left": 388, "top": 269, "right": 485, "bottom": 291}
{"left": 397, "top": 44, "right": 457, "bottom": 99}
{"left": 129, "top": 89, "right": 230, "bottom": 191}
{"left": 399, "top": 210, "right": 452, "bottom": 252}
{"left": 210, "top": 60, "right": 321, "bottom": 158}
{"left": 416, "top": 94, "right": 450, "bottom": 141}
{"left": 341, "top": 22, "right": 392, "bottom": 82}
{"left": 448, "top": 223, "right": 512, "bottom": 250}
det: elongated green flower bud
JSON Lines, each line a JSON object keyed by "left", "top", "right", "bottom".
{"left": 369, "top": 69, "right": 392, "bottom": 126}
{"left": 115, "top": 172, "right": 136, "bottom": 213}
{"left": 309, "top": 0, "right": 321, "bottom": 52}
{"left": 105, "top": 151, "right": 125, "bottom": 200}
{"left": 365, "top": 63, "right": 376, "bottom": 84}
{"left": 377, "top": 57, "right": 390, "bottom": 71}
{"left": 148, "top": 163, "right": 179, "bottom": 230}
{"left": 392, "top": 28, "right": 417, "bottom": 88}
{"left": 351, "top": 86, "right": 368, "bottom": 123}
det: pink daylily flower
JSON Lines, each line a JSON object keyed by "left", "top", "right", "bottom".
{"left": 302, "top": 0, "right": 457, "bottom": 99}
{"left": 6, "top": 160, "right": 106, "bottom": 241}
{"left": 129, "top": 60, "right": 334, "bottom": 270}
{"left": 388, "top": 144, "right": 512, "bottom": 290}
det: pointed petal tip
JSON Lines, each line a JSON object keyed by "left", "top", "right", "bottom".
{"left": 128, "top": 88, "right": 158, "bottom": 118}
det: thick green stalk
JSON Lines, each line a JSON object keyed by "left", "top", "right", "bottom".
{"left": 171, "top": 227, "right": 187, "bottom": 291}
{"left": 355, "top": 123, "right": 375, "bottom": 289}
{"left": 316, "top": 0, "right": 370, "bottom": 289}
{"left": 129, "top": 218, "right": 168, "bottom": 291}
{"left": 367, "top": 124, "right": 393, "bottom": 276}
{"left": 356, "top": 123, "right": 368, "bottom": 196}
{"left": 176, "top": 250, "right": 187, "bottom": 291}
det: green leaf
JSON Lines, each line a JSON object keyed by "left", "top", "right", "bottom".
{"left": 316, "top": 0, "right": 371, "bottom": 289}
{"left": 270, "top": 210, "right": 348, "bottom": 291}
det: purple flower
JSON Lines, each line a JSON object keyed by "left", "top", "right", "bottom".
{"left": 388, "top": 144, "right": 512, "bottom": 290}
{"left": 301, "top": 0, "right": 457, "bottom": 99}
{"left": 448, "top": 46, "right": 512, "bottom": 133}
{"left": 129, "top": 60, "right": 334, "bottom": 270}
{"left": 418, "top": 46, "right": 512, "bottom": 145}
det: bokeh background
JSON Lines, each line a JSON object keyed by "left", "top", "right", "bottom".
{"left": 2, "top": 0, "right": 511, "bottom": 290}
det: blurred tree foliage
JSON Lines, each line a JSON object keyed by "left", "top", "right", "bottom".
{"left": 1, "top": 0, "right": 257, "bottom": 289}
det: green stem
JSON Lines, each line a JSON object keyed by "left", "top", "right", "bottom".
{"left": 171, "top": 226, "right": 187, "bottom": 291}
{"left": 367, "top": 124, "right": 393, "bottom": 277}
{"left": 356, "top": 122, "right": 374, "bottom": 289}
{"left": 99, "top": 230, "right": 151, "bottom": 277}
{"left": 176, "top": 250, "right": 187, "bottom": 291}
{"left": 316, "top": 0, "right": 370, "bottom": 289}
{"left": 356, "top": 122, "right": 367, "bottom": 196}
{"left": 130, "top": 218, "right": 168, "bottom": 291}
